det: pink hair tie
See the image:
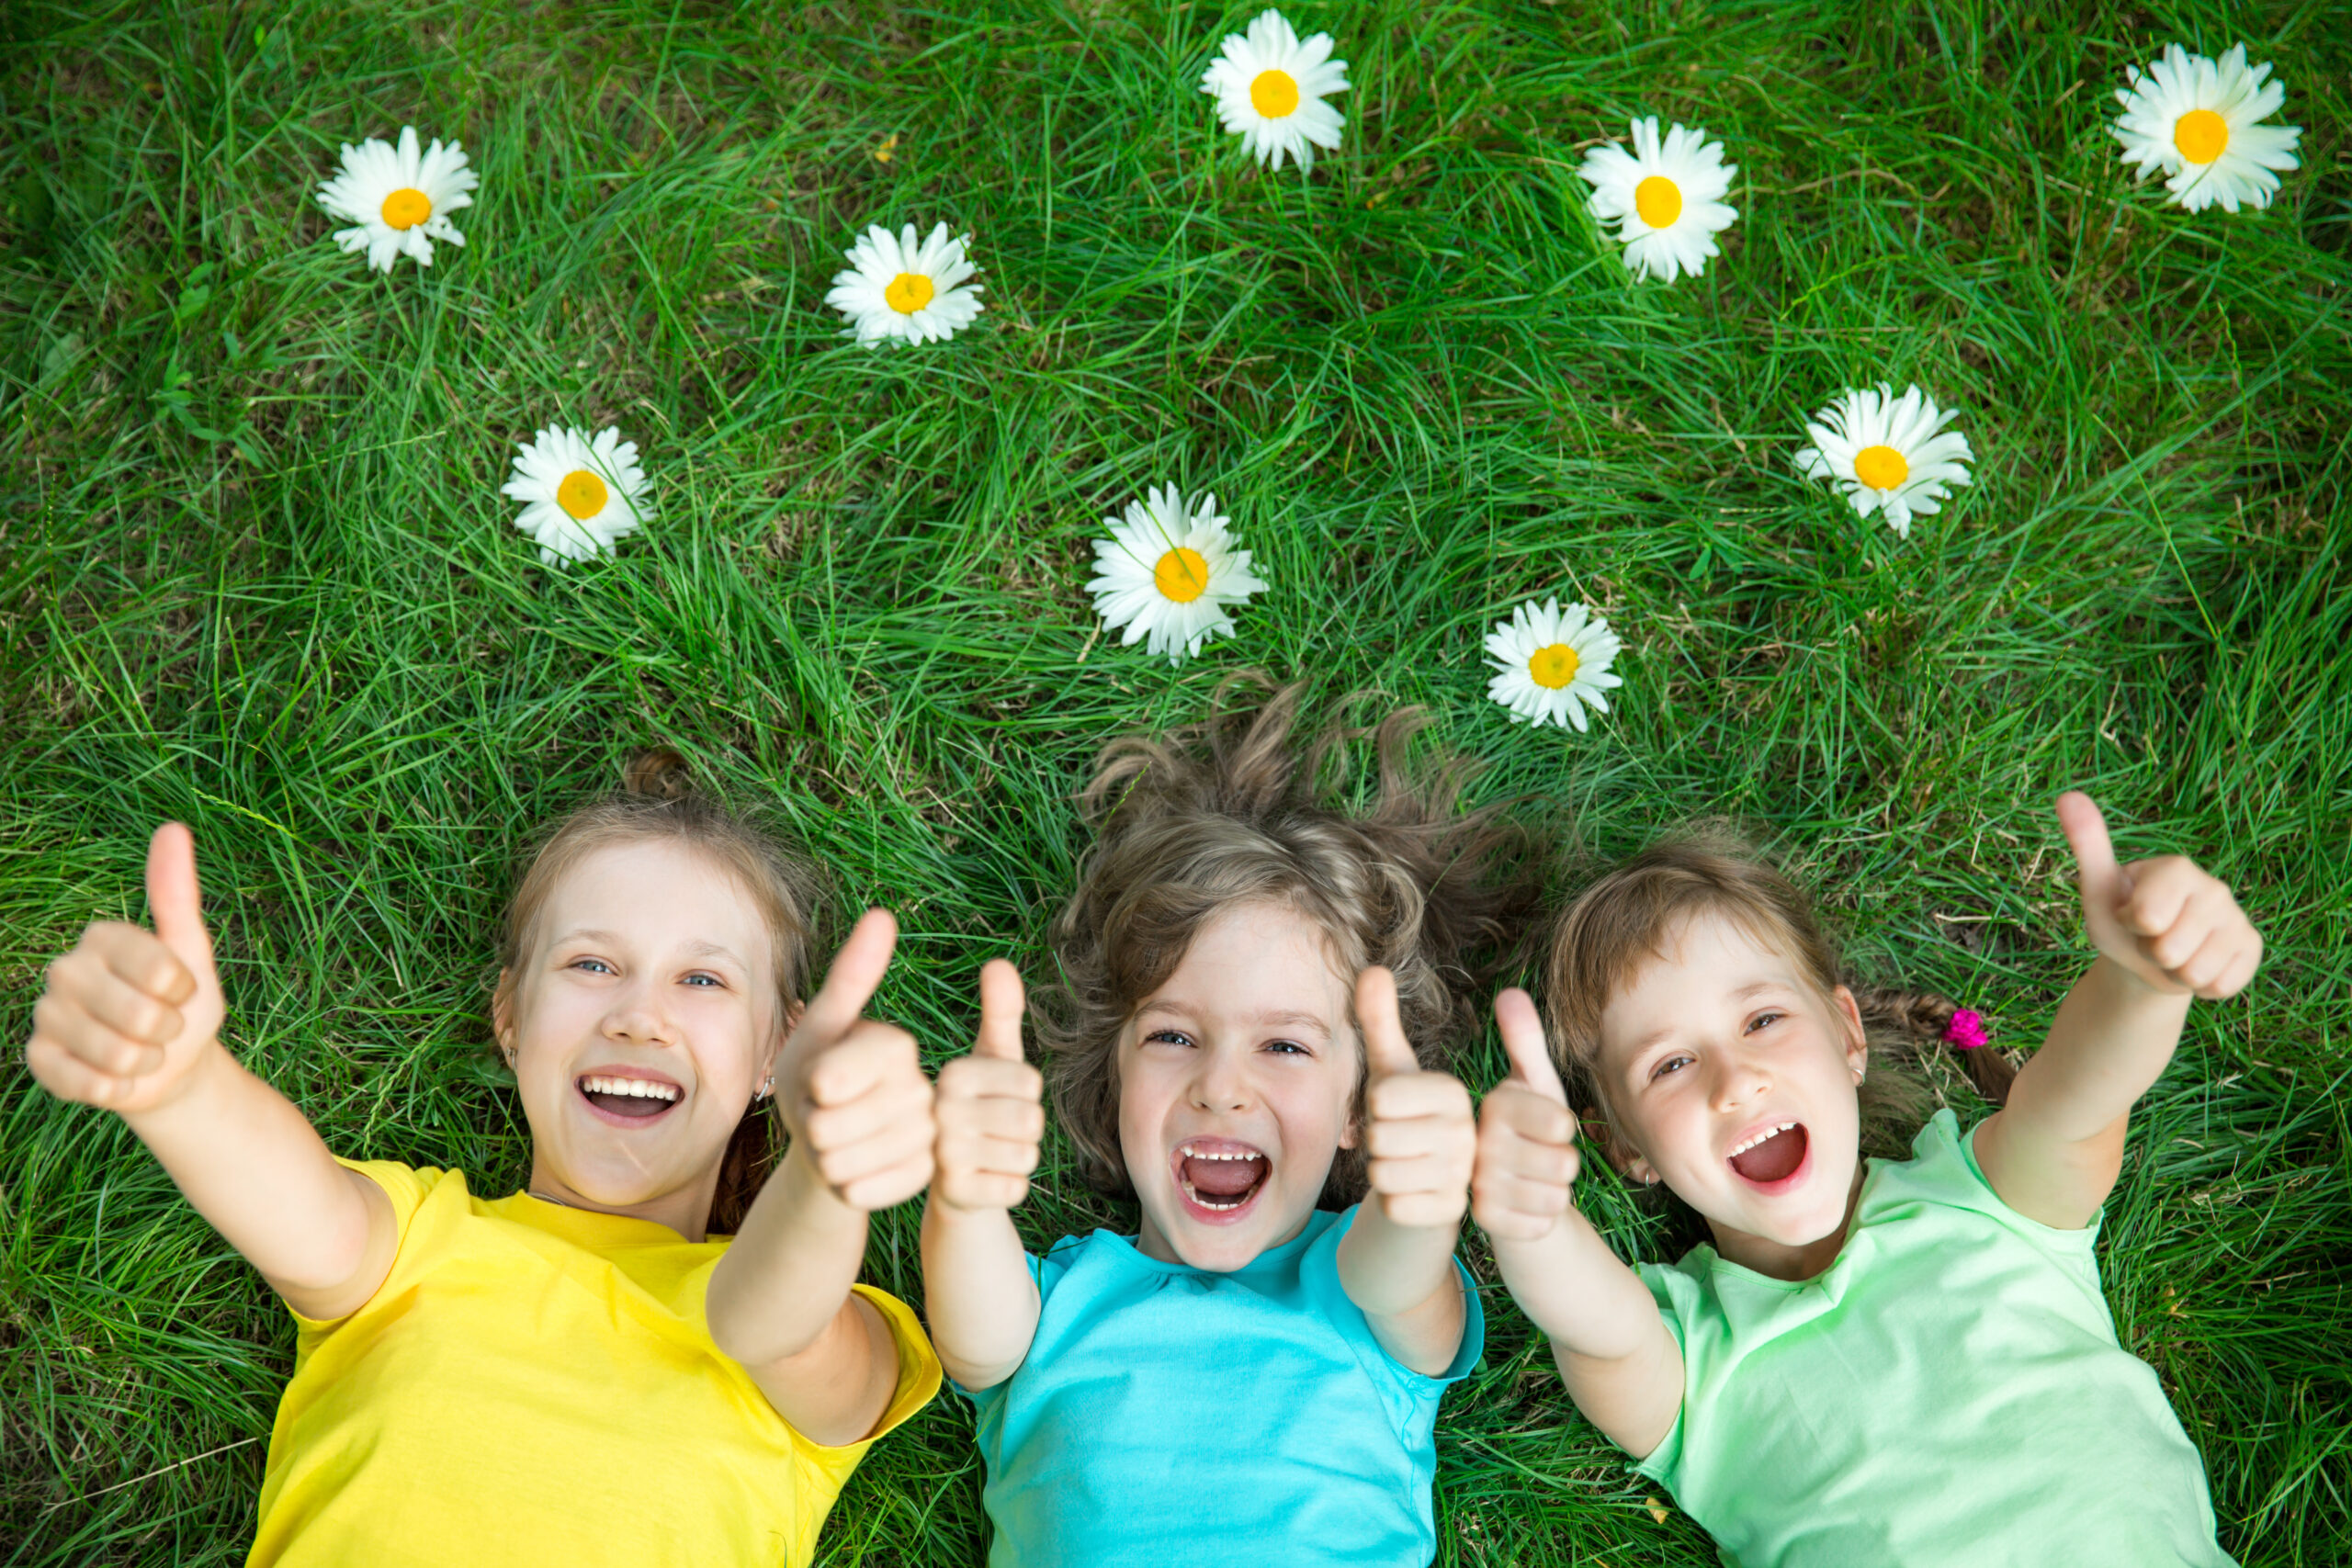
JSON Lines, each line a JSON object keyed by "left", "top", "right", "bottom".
{"left": 1943, "top": 1009, "right": 1989, "bottom": 1051}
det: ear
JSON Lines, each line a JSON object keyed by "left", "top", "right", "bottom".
{"left": 492, "top": 970, "right": 517, "bottom": 1063}
{"left": 1832, "top": 985, "right": 1867, "bottom": 1083}
{"left": 1585, "top": 1104, "right": 1657, "bottom": 1184}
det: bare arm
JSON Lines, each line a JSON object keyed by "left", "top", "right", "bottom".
{"left": 1336, "top": 967, "right": 1473, "bottom": 1378}
{"left": 1474, "top": 990, "right": 1682, "bottom": 1459}
{"left": 920, "top": 961, "right": 1045, "bottom": 1391}
{"left": 706, "top": 911, "right": 937, "bottom": 1446}
{"left": 24, "top": 825, "right": 396, "bottom": 1321}
{"left": 1973, "top": 795, "right": 2263, "bottom": 1231}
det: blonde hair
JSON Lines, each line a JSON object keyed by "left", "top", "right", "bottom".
{"left": 1545, "top": 826, "right": 2015, "bottom": 1168}
{"left": 491, "top": 750, "right": 830, "bottom": 1234}
{"left": 1036, "top": 677, "right": 1540, "bottom": 1208}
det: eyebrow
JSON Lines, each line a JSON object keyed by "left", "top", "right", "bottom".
{"left": 1623, "top": 980, "right": 1792, "bottom": 1055}
{"left": 553, "top": 930, "right": 748, "bottom": 966}
{"left": 1136, "top": 1000, "right": 1333, "bottom": 1037}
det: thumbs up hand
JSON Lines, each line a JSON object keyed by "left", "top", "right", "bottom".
{"left": 2058, "top": 794, "right": 2262, "bottom": 1000}
{"left": 781, "top": 909, "right": 937, "bottom": 1213}
{"left": 933, "top": 961, "right": 1045, "bottom": 1213}
{"left": 1357, "top": 967, "right": 1476, "bottom": 1230}
{"left": 1472, "top": 989, "right": 1580, "bottom": 1242}
{"left": 27, "top": 824, "right": 230, "bottom": 1117}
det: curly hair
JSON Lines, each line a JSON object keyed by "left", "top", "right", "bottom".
{"left": 1035, "top": 677, "right": 1541, "bottom": 1210}
{"left": 1544, "top": 824, "right": 2017, "bottom": 1168}
{"left": 491, "top": 749, "right": 831, "bottom": 1235}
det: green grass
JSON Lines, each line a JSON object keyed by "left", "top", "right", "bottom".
{"left": 3, "top": 0, "right": 2347, "bottom": 1561}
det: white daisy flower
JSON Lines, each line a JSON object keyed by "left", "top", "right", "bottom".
{"left": 2112, "top": 43, "right": 2301, "bottom": 213}
{"left": 825, "top": 222, "right": 984, "bottom": 345}
{"left": 316, "top": 126, "right": 478, "bottom": 273}
{"left": 1577, "top": 118, "right": 1738, "bottom": 284}
{"left": 501, "top": 426, "right": 650, "bottom": 566}
{"left": 1485, "top": 598, "right": 1623, "bottom": 733}
{"left": 1086, "top": 485, "right": 1267, "bottom": 665}
{"left": 1199, "top": 9, "right": 1349, "bottom": 173}
{"left": 1792, "top": 383, "right": 1973, "bottom": 538}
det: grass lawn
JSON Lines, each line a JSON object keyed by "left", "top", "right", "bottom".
{"left": 4, "top": 0, "right": 2347, "bottom": 1562}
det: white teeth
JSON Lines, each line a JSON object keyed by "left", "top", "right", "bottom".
{"left": 1178, "top": 1144, "right": 1263, "bottom": 1161}
{"left": 580, "top": 1075, "right": 680, "bottom": 1103}
{"left": 1727, "top": 1122, "right": 1797, "bottom": 1157}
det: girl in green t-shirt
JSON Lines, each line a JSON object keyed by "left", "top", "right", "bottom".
{"left": 1469, "top": 793, "right": 2261, "bottom": 1566}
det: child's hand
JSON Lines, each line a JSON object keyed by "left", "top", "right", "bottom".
{"left": 933, "top": 961, "right": 1045, "bottom": 1212}
{"left": 26, "top": 824, "right": 227, "bottom": 1117}
{"left": 779, "top": 909, "right": 937, "bottom": 1212}
{"left": 1356, "top": 966, "right": 1476, "bottom": 1229}
{"left": 2059, "top": 793, "right": 2263, "bottom": 999}
{"left": 1472, "top": 989, "right": 1580, "bottom": 1242}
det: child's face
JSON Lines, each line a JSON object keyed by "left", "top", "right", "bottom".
{"left": 1592, "top": 910, "right": 1868, "bottom": 1263}
{"left": 497, "top": 839, "right": 785, "bottom": 1227}
{"left": 1117, "top": 900, "right": 1361, "bottom": 1272}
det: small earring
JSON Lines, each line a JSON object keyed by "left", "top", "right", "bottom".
{"left": 752, "top": 1077, "right": 774, "bottom": 1105}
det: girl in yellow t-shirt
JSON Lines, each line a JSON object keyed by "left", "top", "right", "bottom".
{"left": 24, "top": 752, "right": 944, "bottom": 1567}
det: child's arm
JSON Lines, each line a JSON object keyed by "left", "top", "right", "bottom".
{"left": 1473, "top": 990, "right": 1682, "bottom": 1460}
{"left": 23, "top": 824, "right": 398, "bottom": 1321}
{"left": 1334, "top": 967, "right": 1474, "bottom": 1378}
{"left": 1972, "top": 793, "right": 2263, "bottom": 1231}
{"left": 707, "top": 910, "right": 938, "bottom": 1447}
{"left": 919, "top": 961, "right": 1045, "bottom": 1391}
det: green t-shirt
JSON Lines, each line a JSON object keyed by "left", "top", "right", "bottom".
{"left": 1635, "top": 1109, "right": 2235, "bottom": 1568}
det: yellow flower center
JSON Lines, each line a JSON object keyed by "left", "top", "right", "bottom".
{"left": 1250, "top": 69, "right": 1300, "bottom": 118}
{"left": 1529, "top": 643, "right": 1580, "bottom": 690}
{"left": 379, "top": 187, "right": 433, "bottom": 231}
{"left": 1853, "top": 445, "right": 1909, "bottom": 491}
{"left": 2173, "top": 108, "right": 2229, "bottom": 165}
{"left": 556, "top": 469, "right": 609, "bottom": 521}
{"left": 1634, "top": 175, "right": 1682, "bottom": 229}
{"left": 884, "top": 272, "right": 934, "bottom": 313}
{"left": 1153, "top": 547, "right": 1211, "bottom": 604}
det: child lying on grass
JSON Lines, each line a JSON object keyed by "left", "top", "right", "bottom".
{"left": 1472, "top": 794, "right": 2259, "bottom": 1566}
{"left": 922, "top": 681, "right": 1535, "bottom": 1564}
{"left": 25, "top": 754, "right": 941, "bottom": 1568}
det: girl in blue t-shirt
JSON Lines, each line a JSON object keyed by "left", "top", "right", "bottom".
{"left": 920, "top": 679, "right": 1537, "bottom": 1565}
{"left": 1471, "top": 794, "right": 2261, "bottom": 1566}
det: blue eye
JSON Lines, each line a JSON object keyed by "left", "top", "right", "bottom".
{"left": 1264, "top": 1040, "right": 1308, "bottom": 1056}
{"left": 1145, "top": 1029, "right": 1194, "bottom": 1048}
{"left": 571, "top": 958, "right": 614, "bottom": 975}
{"left": 684, "top": 973, "right": 722, "bottom": 988}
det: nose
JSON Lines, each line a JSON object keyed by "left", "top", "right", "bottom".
{"left": 601, "top": 976, "right": 674, "bottom": 1046}
{"left": 1188, "top": 1043, "right": 1252, "bottom": 1115}
{"left": 1706, "top": 1048, "right": 1771, "bottom": 1115}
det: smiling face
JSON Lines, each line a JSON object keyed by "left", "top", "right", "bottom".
{"left": 494, "top": 838, "right": 786, "bottom": 1238}
{"left": 1116, "top": 900, "right": 1363, "bottom": 1272}
{"left": 1592, "top": 909, "right": 1869, "bottom": 1279}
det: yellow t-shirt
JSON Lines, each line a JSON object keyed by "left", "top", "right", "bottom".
{"left": 247, "top": 1160, "right": 941, "bottom": 1568}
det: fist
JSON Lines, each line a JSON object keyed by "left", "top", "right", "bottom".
{"left": 1357, "top": 967, "right": 1476, "bottom": 1230}
{"left": 26, "top": 824, "right": 227, "bottom": 1116}
{"left": 782, "top": 909, "right": 937, "bottom": 1212}
{"left": 1471, "top": 988, "right": 1580, "bottom": 1242}
{"left": 933, "top": 960, "right": 1045, "bottom": 1212}
{"left": 2058, "top": 794, "right": 2263, "bottom": 1000}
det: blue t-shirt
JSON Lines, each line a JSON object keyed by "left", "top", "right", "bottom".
{"left": 964, "top": 1204, "right": 1485, "bottom": 1566}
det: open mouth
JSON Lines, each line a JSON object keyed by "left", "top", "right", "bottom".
{"left": 576, "top": 1072, "right": 683, "bottom": 1126}
{"left": 1171, "top": 1139, "right": 1271, "bottom": 1222}
{"left": 1726, "top": 1121, "right": 1809, "bottom": 1189}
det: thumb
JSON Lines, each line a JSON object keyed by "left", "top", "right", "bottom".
{"left": 2057, "top": 792, "right": 2129, "bottom": 909}
{"left": 974, "top": 960, "right": 1025, "bottom": 1061}
{"left": 1494, "top": 988, "right": 1567, "bottom": 1106}
{"left": 797, "top": 908, "right": 899, "bottom": 1049}
{"left": 146, "top": 823, "right": 216, "bottom": 976}
{"left": 1354, "top": 966, "right": 1420, "bottom": 1080}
